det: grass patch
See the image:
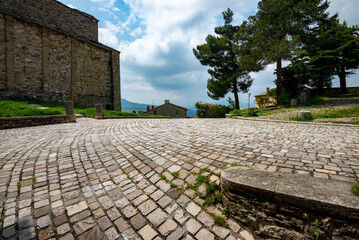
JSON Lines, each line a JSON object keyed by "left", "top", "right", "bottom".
{"left": 0, "top": 99, "right": 164, "bottom": 117}
{"left": 0, "top": 100, "right": 62, "bottom": 117}
{"left": 352, "top": 183, "right": 359, "bottom": 196}
{"left": 305, "top": 95, "right": 329, "bottom": 106}
{"left": 312, "top": 106, "right": 359, "bottom": 119}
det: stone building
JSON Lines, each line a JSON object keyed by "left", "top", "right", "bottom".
{"left": 144, "top": 100, "right": 187, "bottom": 118}
{"left": 0, "top": 0, "right": 121, "bottom": 110}
{"left": 254, "top": 87, "right": 276, "bottom": 108}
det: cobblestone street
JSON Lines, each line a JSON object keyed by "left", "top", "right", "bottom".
{"left": 1, "top": 118, "right": 359, "bottom": 240}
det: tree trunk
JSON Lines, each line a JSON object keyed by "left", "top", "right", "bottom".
{"left": 338, "top": 65, "right": 348, "bottom": 94}
{"left": 233, "top": 81, "right": 240, "bottom": 109}
{"left": 276, "top": 59, "right": 283, "bottom": 104}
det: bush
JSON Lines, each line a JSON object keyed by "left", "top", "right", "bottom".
{"left": 195, "top": 102, "right": 230, "bottom": 118}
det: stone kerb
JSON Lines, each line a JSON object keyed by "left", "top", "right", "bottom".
{"left": 221, "top": 167, "right": 359, "bottom": 239}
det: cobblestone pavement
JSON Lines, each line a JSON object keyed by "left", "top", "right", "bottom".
{"left": 1, "top": 118, "right": 359, "bottom": 240}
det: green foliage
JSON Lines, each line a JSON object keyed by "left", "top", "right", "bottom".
{"left": 239, "top": 0, "right": 331, "bottom": 98}
{"left": 312, "top": 106, "right": 359, "bottom": 119}
{"left": 193, "top": 8, "right": 253, "bottom": 109}
{"left": 0, "top": 100, "right": 62, "bottom": 117}
{"left": 308, "top": 19, "right": 359, "bottom": 93}
{"left": 213, "top": 214, "right": 229, "bottom": 227}
{"left": 171, "top": 171, "right": 179, "bottom": 180}
{"left": 0, "top": 99, "right": 161, "bottom": 118}
{"left": 195, "top": 102, "right": 230, "bottom": 118}
{"left": 170, "top": 183, "right": 178, "bottom": 189}
{"left": 352, "top": 183, "right": 359, "bottom": 196}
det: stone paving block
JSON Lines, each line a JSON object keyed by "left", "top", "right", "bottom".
{"left": 107, "top": 207, "right": 121, "bottom": 221}
{"left": 37, "top": 215, "right": 51, "bottom": 228}
{"left": 70, "top": 210, "right": 91, "bottom": 223}
{"left": 77, "top": 226, "right": 105, "bottom": 240}
{"left": 130, "top": 213, "right": 147, "bottom": 230}
{"left": 114, "top": 217, "right": 130, "bottom": 233}
{"left": 18, "top": 216, "right": 33, "bottom": 229}
{"left": 122, "top": 205, "right": 137, "bottom": 218}
{"left": 122, "top": 228, "right": 141, "bottom": 240}
{"left": 158, "top": 219, "right": 177, "bottom": 236}
{"left": 173, "top": 208, "right": 189, "bottom": 224}
{"left": 66, "top": 201, "right": 88, "bottom": 216}
{"left": 139, "top": 225, "right": 157, "bottom": 240}
{"left": 105, "top": 227, "right": 119, "bottom": 240}
{"left": 212, "top": 225, "right": 230, "bottom": 239}
{"left": 186, "top": 202, "right": 201, "bottom": 216}
{"left": 197, "top": 211, "right": 214, "bottom": 227}
{"left": 195, "top": 228, "right": 215, "bottom": 240}
{"left": 38, "top": 226, "right": 54, "bottom": 240}
{"left": 57, "top": 223, "right": 71, "bottom": 235}
{"left": 167, "top": 227, "right": 186, "bottom": 240}
{"left": 186, "top": 218, "right": 201, "bottom": 234}
{"left": 147, "top": 208, "right": 168, "bottom": 227}
{"left": 115, "top": 197, "right": 130, "bottom": 208}
{"left": 2, "top": 225, "right": 15, "bottom": 238}
{"left": 73, "top": 217, "right": 95, "bottom": 235}
{"left": 158, "top": 195, "right": 172, "bottom": 208}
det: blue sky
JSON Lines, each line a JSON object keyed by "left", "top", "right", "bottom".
{"left": 58, "top": 0, "right": 359, "bottom": 109}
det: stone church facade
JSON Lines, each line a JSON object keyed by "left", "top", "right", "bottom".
{"left": 0, "top": 0, "right": 121, "bottom": 110}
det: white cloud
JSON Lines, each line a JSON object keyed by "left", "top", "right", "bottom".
{"left": 328, "top": 0, "right": 359, "bottom": 26}
{"left": 99, "top": 28, "right": 119, "bottom": 47}
{"left": 67, "top": 4, "right": 76, "bottom": 9}
{"left": 96, "top": 0, "right": 359, "bottom": 108}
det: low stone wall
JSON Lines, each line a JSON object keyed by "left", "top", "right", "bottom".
{"left": 221, "top": 167, "right": 359, "bottom": 240}
{"left": 0, "top": 115, "right": 76, "bottom": 129}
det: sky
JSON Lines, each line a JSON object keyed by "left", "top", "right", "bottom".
{"left": 58, "top": 0, "right": 359, "bottom": 109}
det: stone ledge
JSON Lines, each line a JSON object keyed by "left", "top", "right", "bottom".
{"left": 226, "top": 116, "right": 359, "bottom": 127}
{"left": 221, "top": 167, "right": 359, "bottom": 239}
{"left": 0, "top": 115, "right": 76, "bottom": 129}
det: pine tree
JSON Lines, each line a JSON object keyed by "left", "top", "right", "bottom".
{"left": 193, "top": 9, "right": 252, "bottom": 109}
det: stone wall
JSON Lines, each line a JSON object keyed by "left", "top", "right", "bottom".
{"left": 0, "top": 12, "right": 121, "bottom": 110}
{"left": 0, "top": 115, "right": 76, "bottom": 129}
{"left": 221, "top": 167, "right": 359, "bottom": 240}
{"left": 310, "top": 87, "right": 359, "bottom": 96}
{"left": 0, "top": 0, "right": 98, "bottom": 42}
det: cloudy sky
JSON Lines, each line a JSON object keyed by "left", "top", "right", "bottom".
{"left": 58, "top": 0, "right": 359, "bottom": 109}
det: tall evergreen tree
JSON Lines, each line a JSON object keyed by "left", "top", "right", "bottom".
{"left": 309, "top": 20, "right": 359, "bottom": 93}
{"left": 243, "top": 0, "right": 331, "bottom": 102}
{"left": 193, "top": 8, "right": 252, "bottom": 109}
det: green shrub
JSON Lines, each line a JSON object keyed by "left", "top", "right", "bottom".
{"left": 352, "top": 183, "right": 359, "bottom": 196}
{"left": 195, "top": 102, "right": 230, "bottom": 118}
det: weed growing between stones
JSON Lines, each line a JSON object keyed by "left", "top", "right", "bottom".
{"left": 213, "top": 214, "right": 229, "bottom": 227}
{"left": 352, "top": 183, "right": 359, "bottom": 196}
{"left": 171, "top": 171, "right": 179, "bottom": 179}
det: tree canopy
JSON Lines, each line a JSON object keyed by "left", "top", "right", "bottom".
{"left": 240, "top": 0, "right": 331, "bottom": 102}
{"left": 193, "top": 8, "right": 252, "bottom": 109}
{"left": 308, "top": 20, "right": 359, "bottom": 93}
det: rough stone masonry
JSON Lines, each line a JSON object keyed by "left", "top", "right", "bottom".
{"left": 0, "top": 0, "right": 121, "bottom": 110}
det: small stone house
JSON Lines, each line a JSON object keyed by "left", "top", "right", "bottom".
{"left": 144, "top": 100, "right": 187, "bottom": 118}
{"left": 254, "top": 87, "right": 276, "bottom": 108}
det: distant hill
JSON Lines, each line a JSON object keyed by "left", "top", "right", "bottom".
{"left": 121, "top": 98, "right": 196, "bottom": 117}
{"left": 121, "top": 99, "right": 153, "bottom": 113}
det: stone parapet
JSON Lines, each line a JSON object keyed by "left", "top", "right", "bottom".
{"left": 0, "top": 115, "right": 76, "bottom": 129}
{"left": 221, "top": 167, "right": 359, "bottom": 240}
